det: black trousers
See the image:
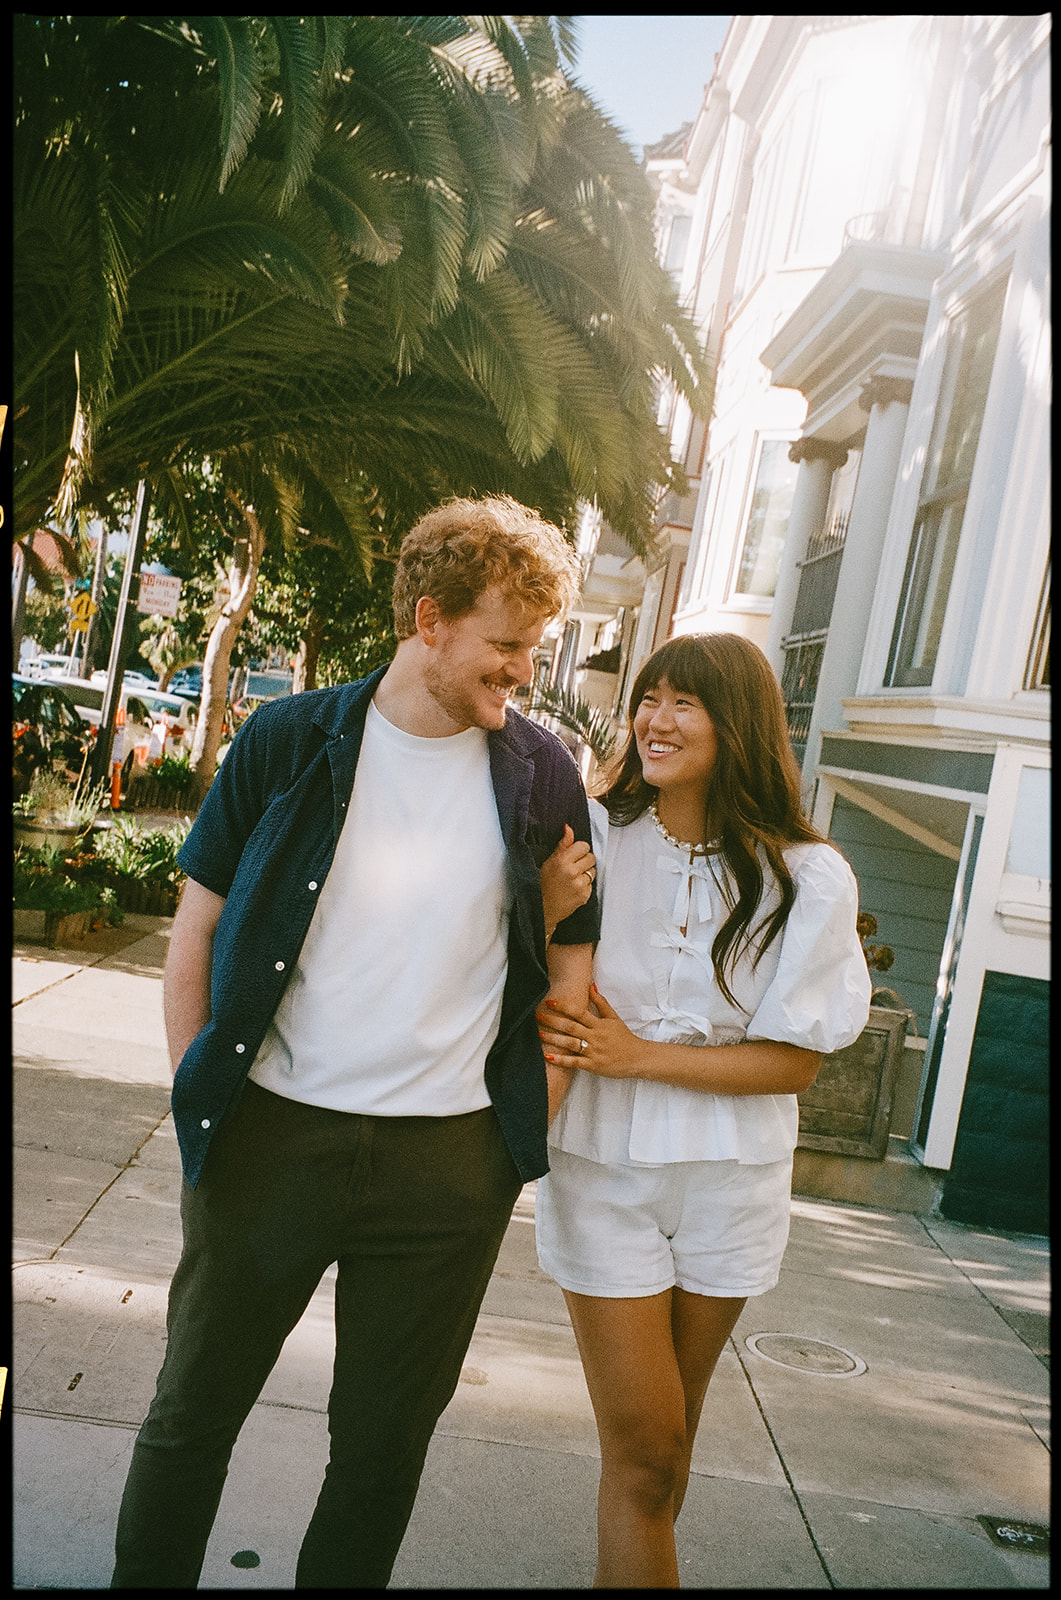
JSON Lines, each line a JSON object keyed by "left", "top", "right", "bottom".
{"left": 111, "top": 1080, "right": 522, "bottom": 1588}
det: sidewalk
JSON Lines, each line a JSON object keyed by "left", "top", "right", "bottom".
{"left": 12, "top": 921, "right": 1050, "bottom": 1589}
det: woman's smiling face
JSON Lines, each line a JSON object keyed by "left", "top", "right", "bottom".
{"left": 633, "top": 677, "right": 719, "bottom": 801}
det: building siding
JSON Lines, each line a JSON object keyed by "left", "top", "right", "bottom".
{"left": 828, "top": 794, "right": 956, "bottom": 1036}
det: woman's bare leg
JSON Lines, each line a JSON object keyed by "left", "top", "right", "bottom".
{"left": 669, "top": 1289, "right": 746, "bottom": 1520}
{"left": 563, "top": 1288, "right": 747, "bottom": 1587}
{"left": 564, "top": 1289, "right": 687, "bottom": 1588}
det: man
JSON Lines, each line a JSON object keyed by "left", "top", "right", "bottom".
{"left": 111, "top": 496, "right": 599, "bottom": 1588}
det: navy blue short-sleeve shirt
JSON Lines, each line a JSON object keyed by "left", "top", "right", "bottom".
{"left": 172, "top": 665, "right": 599, "bottom": 1186}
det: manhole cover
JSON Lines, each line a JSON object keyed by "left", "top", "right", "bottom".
{"left": 745, "top": 1333, "right": 867, "bottom": 1377}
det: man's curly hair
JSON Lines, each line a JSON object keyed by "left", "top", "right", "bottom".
{"left": 392, "top": 496, "right": 582, "bottom": 638}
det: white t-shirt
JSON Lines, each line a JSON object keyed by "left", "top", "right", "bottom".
{"left": 549, "top": 801, "right": 872, "bottom": 1165}
{"left": 249, "top": 701, "right": 510, "bottom": 1113}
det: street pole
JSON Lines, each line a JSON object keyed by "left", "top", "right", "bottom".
{"left": 79, "top": 521, "right": 109, "bottom": 679}
{"left": 89, "top": 481, "right": 150, "bottom": 789}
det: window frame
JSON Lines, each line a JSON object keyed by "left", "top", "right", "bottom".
{"left": 885, "top": 275, "right": 1009, "bottom": 688}
{"left": 728, "top": 434, "right": 800, "bottom": 607}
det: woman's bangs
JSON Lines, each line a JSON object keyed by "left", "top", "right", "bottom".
{"left": 631, "top": 638, "right": 714, "bottom": 711}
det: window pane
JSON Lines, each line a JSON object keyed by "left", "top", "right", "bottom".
{"left": 887, "top": 278, "right": 1007, "bottom": 686}
{"left": 664, "top": 213, "right": 691, "bottom": 274}
{"left": 930, "top": 279, "right": 1007, "bottom": 491}
{"left": 735, "top": 440, "right": 798, "bottom": 597}
{"left": 889, "top": 498, "right": 966, "bottom": 686}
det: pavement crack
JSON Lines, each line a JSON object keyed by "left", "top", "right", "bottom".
{"left": 731, "top": 1335, "right": 839, "bottom": 1589}
{"left": 12, "top": 967, "right": 91, "bottom": 1006}
{"left": 53, "top": 1107, "right": 173, "bottom": 1255}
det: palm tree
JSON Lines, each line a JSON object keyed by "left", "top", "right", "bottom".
{"left": 14, "top": 14, "right": 580, "bottom": 782}
{"left": 13, "top": 14, "right": 577, "bottom": 538}
{"left": 14, "top": 15, "right": 711, "bottom": 798}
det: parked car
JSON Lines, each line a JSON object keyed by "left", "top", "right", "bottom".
{"left": 89, "top": 669, "right": 158, "bottom": 691}
{"left": 244, "top": 669, "right": 294, "bottom": 699}
{"left": 169, "top": 665, "right": 203, "bottom": 694}
{"left": 23, "top": 653, "right": 79, "bottom": 681}
{"left": 12, "top": 673, "right": 95, "bottom": 796}
{"left": 54, "top": 678, "right": 159, "bottom": 781}
{"left": 229, "top": 668, "right": 294, "bottom": 728}
{"left": 135, "top": 687, "right": 198, "bottom": 755}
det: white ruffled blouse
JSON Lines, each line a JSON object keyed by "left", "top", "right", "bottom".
{"left": 549, "top": 800, "right": 872, "bottom": 1166}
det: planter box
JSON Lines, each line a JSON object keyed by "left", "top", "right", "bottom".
{"left": 124, "top": 774, "right": 198, "bottom": 812}
{"left": 796, "top": 1006, "right": 910, "bottom": 1160}
{"left": 43, "top": 909, "right": 96, "bottom": 948}
{"left": 13, "top": 908, "right": 47, "bottom": 940}
{"left": 112, "top": 878, "right": 180, "bottom": 916}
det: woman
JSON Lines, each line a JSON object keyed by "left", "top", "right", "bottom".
{"left": 537, "top": 633, "right": 871, "bottom": 1589}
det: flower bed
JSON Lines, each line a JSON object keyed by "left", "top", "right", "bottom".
{"left": 13, "top": 851, "right": 123, "bottom": 946}
{"left": 14, "top": 815, "right": 190, "bottom": 941}
{"left": 111, "top": 876, "right": 181, "bottom": 916}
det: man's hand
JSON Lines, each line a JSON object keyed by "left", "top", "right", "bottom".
{"left": 540, "top": 824, "right": 596, "bottom": 938}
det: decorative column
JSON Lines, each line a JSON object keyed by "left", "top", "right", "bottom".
{"left": 800, "top": 376, "right": 914, "bottom": 783}
{"left": 764, "top": 438, "right": 849, "bottom": 675}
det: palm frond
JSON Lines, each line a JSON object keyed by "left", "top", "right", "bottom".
{"left": 271, "top": 15, "right": 331, "bottom": 209}
{"left": 528, "top": 679, "right": 617, "bottom": 766}
{"left": 198, "top": 16, "right": 264, "bottom": 193}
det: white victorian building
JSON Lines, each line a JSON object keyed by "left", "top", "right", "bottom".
{"left": 557, "top": 15, "right": 1050, "bottom": 1233}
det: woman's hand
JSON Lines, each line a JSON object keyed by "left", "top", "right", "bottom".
{"left": 536, "top": 985, "right": 646, "bottom": 1079}
{"left": 540, "top": 824, "right": 596, "bottom": 938}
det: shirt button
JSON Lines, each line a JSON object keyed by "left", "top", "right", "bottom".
{"left": 201, "top": 1118, "right": 211, "bottom": 1129}
{"left": 235, "top": 1043, "right": 245, "bottom": 1054}
{"left": 275, "top": 961, "right": 285, "bottom": 971}
{"left": 308, "top": 881, "right": 318, "bottom": 891}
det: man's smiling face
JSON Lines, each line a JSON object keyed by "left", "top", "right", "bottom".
{"left": 422, "top": 585, "right": 550, "bottom": 733}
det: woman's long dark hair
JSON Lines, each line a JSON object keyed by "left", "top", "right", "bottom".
{"left": 599, "top": 633, "right": 830, "bottom": 1010}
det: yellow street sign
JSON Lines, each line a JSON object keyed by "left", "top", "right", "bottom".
{"left": 69, "top": 591, "right": 99, "bottom": 632}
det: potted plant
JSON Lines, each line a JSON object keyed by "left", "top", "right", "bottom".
{"left": 12, "top": 769, "right": 109, "bottom": 853}
{"left": 527, "top": 680, "right": 617, "bottom": 767}
{"left": 796, "top": 913, "right": 917, "bottom": 1160}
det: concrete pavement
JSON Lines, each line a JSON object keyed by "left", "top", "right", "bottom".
{"left": 12, "top": 918, "right": 1051, "bottom": 1589}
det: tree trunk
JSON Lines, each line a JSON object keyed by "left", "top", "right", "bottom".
{"left": 11, "top": 534, "right": 32, "bottom": 671}
{"left": 188, "top": 494, "right": 265, "bottom": 804}
{"left": 291, "top": 602, "right": 326, "bottom": 694}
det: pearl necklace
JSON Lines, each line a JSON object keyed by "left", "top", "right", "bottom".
{"left": 649, "top": 802, "right": 712, "bottom": 856}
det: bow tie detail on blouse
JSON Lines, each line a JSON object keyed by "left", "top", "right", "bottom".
{"left": 656, "top": 852, "right": 721, "bottom": 934}
{"left": 639, "top": 1000, "right": 712, "bottom": 1043}
{"left": 650, "top": 927, "right": 712, "bottom": 966}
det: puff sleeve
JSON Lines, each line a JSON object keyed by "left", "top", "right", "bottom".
{"left": 744, "top": 844, "right": 872, "bottom": 1054}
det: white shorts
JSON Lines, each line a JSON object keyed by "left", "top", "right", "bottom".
{"left": 535, "top": 1146, "right": 794, "bottom": 1299}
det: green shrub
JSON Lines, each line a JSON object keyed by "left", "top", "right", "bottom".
{"left": 13, "top": 849, "right": 123, "bottom": 920}
{"left": 93, "top": 814, "right": 191, "bottom": 883}
{"left": 140, "top": 754, "right": 193, "bottom": 785}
